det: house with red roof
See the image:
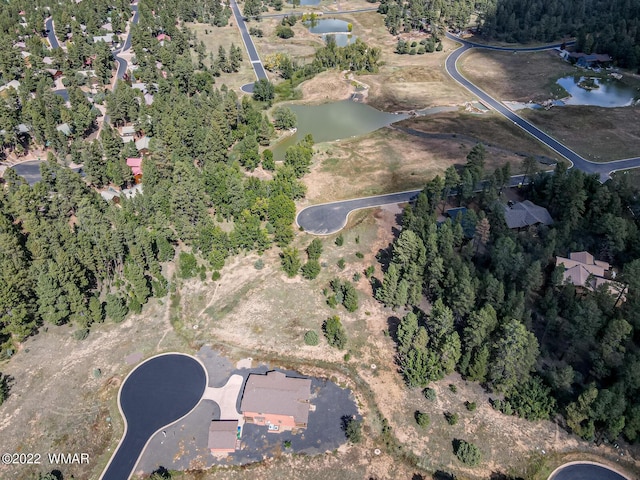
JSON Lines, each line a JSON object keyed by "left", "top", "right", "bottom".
{"left": 126, "top": 157, "right": 142, "bottom": 184}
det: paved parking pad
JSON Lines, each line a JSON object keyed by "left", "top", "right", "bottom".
{"left": 136, "top": 349, "right": 359, "bottom": 474}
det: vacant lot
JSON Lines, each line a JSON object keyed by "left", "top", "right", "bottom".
{"left": 459, "top": 49, "right": 640, "bottom": 161}
{"left": 300, "top": 111, "right": 561, "bottom": 203}
{"left": 186, "top": 22, "right": 256, "bottom": 92}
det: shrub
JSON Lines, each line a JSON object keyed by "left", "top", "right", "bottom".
{"left": 306, "top": 238, "right": 323, "bottom": 260}
{"left": 178, "top": 252, "right": 198, "bottom": 279}
{"left": 436, "top": 42, "right": 443, "bottom": 51}
{"left": 105, "top": 294, "right": 128, "bottom": 323}
{"left": 343, "top": 416, "right": 362, "bottom": 443}
{"left": 465, "top": 401, "right": 477, "bottom": 412}
{"left": 409, "top": 48, "right": 417, "bottom": 55}
{"left": 410, "top": 41, "right": 417, "bottom": 47}
{"left": 323, "top": 315, "right": 347, "bottom": 349}
{"left": 73, "top": 328, "right": 90, "bottom": 340}
{"left": 254, "top": 259, "right": 265, "bottom": 270}
{"left": 417, "top": 46, "right": 426, "bottom": 54}
{"left": 343, "top": 352, "right": 351, "bottom": 361}
{"left": 364, "top": 265, "right": 375, "bottom": 278}
{"left": 337, "top": 258, "right": 346, "bottom": 270}
{"left": 211, "top": 271, "right": 221, "bottom": 281}
{"left": 335, "top": 234, "right": 344, "bottom": 246}
{"left": 284, "top": 439, "right": 292, "bottom": 448}
{"left": 355, "top": 251, "right": 364, "bottom": 259}
{"left": 280, "top": 247, "right": 301, "bottom": 277}
{"left": 276, "top": 25, "right": 294, "bottom": 39}
{"left": 423, "top": 387, "right": 436, "bottom": 401}
{"left": 304, "top": 330, "right": 319, "bottom": 345}
{"left": 454, "top": 439, "right": 481, "bottom": 466}
{"left": 352, "top": 272, "right": 361, "bottom": 282}
{"left": 262, "top": 149, "right": 275, "bottom": 170}
{"left": 449, "top": 384, "right": 458, "bottom": 393}
{"left": 249, "top": 26, "right": 264, "bottom": 37}
{"left": 415, "top": 411, "right": 430, "bottom": 427}
{"left": 301, "top": 260, "right": 321, "bottom": 279}
{"left": 445, "top": 412, "right": 459, "bottom": 425}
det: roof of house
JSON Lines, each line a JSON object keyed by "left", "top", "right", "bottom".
{"left": 504, "top": 200, "right": 553, "bottom": 229}
{"left": 556, "top": 256, "right": 605, "bottom": 277}
{"left": 445, "top": 207, "right": 467, "bottom": 218}
{"left": 156, "top": 33, "right": 171, "bottom": 42}
{"left": 56, "top": 123, "right": 72, "bottom": 136}
{"left": 563, "top": 264, "right": 592, "bottom": 287}
{"left": 93, "top": 33, "right": 114, "bottom": 43}
{"left": 569, "top": 52, "right": 612, "bottom": 62}
{"left": 0, "top": 79, "right": 21, "bottom": 92}
{"left": 135, "top": 136, "right": 151, "bottom": 151}
{"left": 126, "top": 157, "right": 142, "bottom": 176}
{"left": 208, "top": 420, "right": 238, "bottom": 451}
{"left": 42, "top": 56, "right": 54, "bottom": 65}
{"left": 121, "top": 125, "right": 136, "bottom": 135}
{"left": 240, "top": 371, "right": 311, "bottom": 425}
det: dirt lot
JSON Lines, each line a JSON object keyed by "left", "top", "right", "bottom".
{"left": 459, "top": 49, "right": 640, "bottom": 161}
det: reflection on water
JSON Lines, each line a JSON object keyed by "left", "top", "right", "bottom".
{"left": 271, "top": 100, "right": 409, "bottom": 159}
{"left": 556, "top": 76, "right": 638, "bottom": 107}
{"left": 323, "top": 33, "right": 356, "bottom": 47}
{"left": 307, "top": 18, "right": 350, "bottom": 34}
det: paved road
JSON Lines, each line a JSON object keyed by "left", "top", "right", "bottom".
{"left": 44, "top": 17, "right": 59, "bottom": 49}
{"left": 100, "top": 354, "right": 207, "bottom": 480}
{"left": 548, "top": 462, "right": 628, "bottom": 480}
{"left": 444, "top": 32, "right": 640, "bottom": 179}
{"left": 229, "top": 0, "right": 268, "bottom": 82}
{"left": 297, "top": 34, "right": 640, "bottom": 235}
{"left": 297, "top": 190, "right": 421, "bottom": 234}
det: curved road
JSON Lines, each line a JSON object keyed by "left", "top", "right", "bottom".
{"left": 444, "top": 32, "right": 640, "bottom": 178}
{"left": 548, "top": 462, "right": 629, "bottom": 480}
{"left": 100, "top": 353, "right": 207, "bottom": 480}
{"left": 297, "top": 33, "right": 640, "bottom": 234}
{"left": 45, "top": 17, "right": 59, "bottom": 49}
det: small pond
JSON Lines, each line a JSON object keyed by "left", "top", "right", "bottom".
{"left": 556, "top": 75, "right": 639, "bottom": 107}
{"left": 323, "top": 33, "right": 357, "bottom": 47}
{"left": 306, "top": 18, "right": 350, "bottom": 34}
{"left": 272, "top": 100, "right": 409, "bottom": 159}
{"left": 287, "top": 0, "right": 321, "bottom": 4}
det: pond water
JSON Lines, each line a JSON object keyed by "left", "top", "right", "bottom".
{"left": 306, "top": 18, "right": 350, "bottom": 34}
{"left": 271, "top": 100, "right": 409, "bottom": 159}
{"left": 287, "top": 0, "right": 321, "bottom": 4}
{"left": 556, "top": 75, "right": 639, "bottom": 107}
{"left": 323, "top": 33, "right": 357, "bottom": 47}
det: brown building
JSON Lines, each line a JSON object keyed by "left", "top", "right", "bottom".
{"left": 208, "top": 420, "right": 238, "bottom": 454}
{"left": 556, "top": 251, "right": 627, "bottom": 304}
{"left": 240, "top": 371, "right": 311, "bottom": 433}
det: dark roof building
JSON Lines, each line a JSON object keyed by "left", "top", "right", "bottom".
{"left": 503, "top": 200, "right": 553, "bottom": 229}
{"left": 240, "top": 371, "right": 312, "bottom": 431}
{"left": 208, "top": 420, "right": 238, "bottom": 454}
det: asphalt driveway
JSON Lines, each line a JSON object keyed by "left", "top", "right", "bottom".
{"left": 101, "top": 354, "right": 207, "bottom": 480}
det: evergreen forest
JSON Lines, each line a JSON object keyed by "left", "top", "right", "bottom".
{"left": 376, "top": 147, "right": 640, "bottom": 443}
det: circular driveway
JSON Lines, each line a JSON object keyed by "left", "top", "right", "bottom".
{"left": 549, "top": 462, "right": 629, "bottom": 480}
{"left": 100, "top": 353, "right": 207, "bottom": 480}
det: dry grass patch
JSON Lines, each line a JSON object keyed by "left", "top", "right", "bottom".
{"left": 459, "top": 49, "right": 576, "bottom": 102}
{"left": 520, "top": 106, "right": 640, "bottom": 161}
{"left": 301, "top": 112, "right": 561, "bottom": 204}
{"left": 186, "top": 22, "right": 256, "bottom": 92}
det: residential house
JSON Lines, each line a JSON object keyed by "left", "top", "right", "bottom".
{"left": 56, "top": 123, "right": 72, "bottom": 136}
{"left": 126, "top": 157, "right": 142, "bottom": 183}
{"left": 556, "top": 251, "right": 627, "bottom": 304}
{"left": 208, "top": 420, "right": 239, "bottom": 454}
{"left": 569, "top": 52, "right": 612, "bottom": 68}
{"left": 120, "top": 125, "right": 136, "bottom": 143}
{"left": 135, "top": 135, "right": 151, "bottom": 155}
{"left": 503, "top": 200, "right": 553, "bottom": 230}
{"left": 0, "top": 80, "right": 21, "bottom": 94}
{"left": 156, "top": 33, "right": 171, "bottom": 46}
{"left": 240, "top": 371, "right": 312, "bottom": 433}
{"left": 93, "top": 33, "right": 114, "bottom": 44}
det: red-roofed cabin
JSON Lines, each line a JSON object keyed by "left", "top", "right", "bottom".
{"left": 126, "top": 157, "right": 143, "bottom": 183}
{"left": 156, "top": 33, "right": 171, "bottom": 44}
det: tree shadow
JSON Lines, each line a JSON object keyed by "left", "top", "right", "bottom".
{"left": 386, "top": 315, "right": 401, "bottom": 343}
{"left": 490, "top": 472, "right": 525, "bottom": 480}
{"left": 150, "top": 466, "right": 172, "bottom": 479}
{"left": 432, "top": 471, "right": 455, "bottom": 480}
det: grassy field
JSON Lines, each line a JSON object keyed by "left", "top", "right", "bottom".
{"left": 186, "top": 22, "right": 256, "bottom": 92}
{"left": 301, "top": 111, "right": 563, "bottom": 204}
{"left": 459, "top": 49, "right": 640, "bottom": 161}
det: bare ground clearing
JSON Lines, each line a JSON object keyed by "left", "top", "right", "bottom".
{"left": 186, "top": 22, "right": 256, "bottom": 92}
{"left": 459, "top": 49, "right": 640, "bottom": 161}
{"left": 300, "top": 112, "right": 559, "bottom": 204}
